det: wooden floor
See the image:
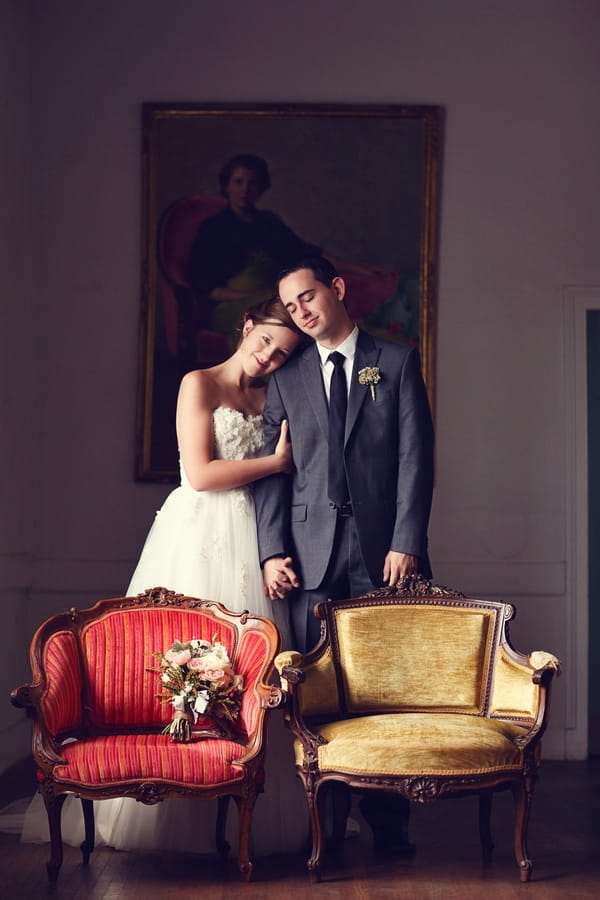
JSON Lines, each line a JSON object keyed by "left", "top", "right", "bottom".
{"left": 1, "top": 758, "right": 599, "bottom": 899}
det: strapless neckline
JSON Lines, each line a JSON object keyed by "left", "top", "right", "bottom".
{"left": 213, "top": 406, "right": 262, "bottom": 423}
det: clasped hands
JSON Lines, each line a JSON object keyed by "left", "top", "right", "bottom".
{"left": 263, "top": 551, "right": 420, "bottom": 601}
{"left": 263, "top": 557, "right": 299, "bottom": 600}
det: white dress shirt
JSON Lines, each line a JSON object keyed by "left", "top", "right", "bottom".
{"left": 316, "top": 326, "right": 358, "bottom": 402}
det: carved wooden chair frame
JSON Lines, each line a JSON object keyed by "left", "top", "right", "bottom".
{"left": 12, "top": 588, "right": 284, "bottom": 882}
{"left": 278, "top": 579, "right": 557, "bottom": 882}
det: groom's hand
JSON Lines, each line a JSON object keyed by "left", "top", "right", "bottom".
{"left": 263, "top": 556, "right": 300, "bottom": 600}
{"left": 383, "top": 551, "right": 419, "bottom": 587}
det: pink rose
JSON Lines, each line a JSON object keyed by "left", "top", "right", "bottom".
{"left": 188, "top": 657, "right": 207, "bottom": 673}
{"left": 165, "top": 648, "right": 191, "bottom": 666}
{"left": 204, "top": 667, "right": 226, "bottom": 686}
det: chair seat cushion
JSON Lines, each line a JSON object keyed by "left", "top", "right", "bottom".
{"left": 298, "top": 713, "right": 529, "bottom": 777}
{"left": 52, "top": 734, "right": 250, "bottom": 788}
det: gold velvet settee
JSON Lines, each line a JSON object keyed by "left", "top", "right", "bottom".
{"left": 11, "top": 588, "right": 283, "bottom": 883}
{"left": 276, "top": 579, "right": 560, "bottom": 883}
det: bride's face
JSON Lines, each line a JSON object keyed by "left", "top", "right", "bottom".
{"left": 242, "top": 320, "right": 300, "bottom": 376}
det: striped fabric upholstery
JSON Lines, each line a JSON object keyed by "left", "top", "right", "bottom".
{"left": 52, "top": 733, "right": 248, "bottom": 786}
{"left": 81, "top": 608, "right": 264, "bottom": 733}
{"left": 82, "top": 609, "right": 234, "bottom": 727}
{"left": 235, "top": 629, "right": 270, "bottom": 735}
{"left": 41, "top": 631, "right": 82, "bottom": 736}
{"left": 19, "top": 596, "right": 279, "bottom": 885}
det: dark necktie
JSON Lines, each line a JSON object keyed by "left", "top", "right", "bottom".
{"left": 327, "top": 352, "right": 349, "bottom": 506}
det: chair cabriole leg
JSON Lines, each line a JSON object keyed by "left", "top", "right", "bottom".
{"left": 306, "top": 780, "right": 327, "bottom": 882}
{"left": 511, "top": 780, "right": 534, "bottom": 882}
{"left": 233, "top": 793, "right": 255, "bottom": 881}
{"left": 44, "top": 791, "right": 66, "bottom": 882}
{"left": 80, "top": 797, "right": 95, "bottom": 864}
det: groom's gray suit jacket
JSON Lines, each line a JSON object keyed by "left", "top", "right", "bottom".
{"left": 254, "top": 329, "right": 434, "bottom": 591}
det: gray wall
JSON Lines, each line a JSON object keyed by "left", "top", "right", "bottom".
{"left": 2, "top": 0, "right": 600, "bottom": 770}
{"left": 587, "top": 310, "right": 600, "bottom": 753}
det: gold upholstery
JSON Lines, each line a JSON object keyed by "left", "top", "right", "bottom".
{"left": 489, "top": 645, "right": 539, "bottom": 718}
{"left": 300, "top": 713, "right": 528, "bottom": 775}
{"left": 277, "top": 579, "right": 559, "bottom": 884}
{"left": 285, "top": 644, "right": 341, "bottom": 719}
{"left": 333, "top": 605, "right": 495, "bottom": 713}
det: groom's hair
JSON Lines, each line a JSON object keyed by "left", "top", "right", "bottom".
{"left": 277, "top": 255, "right": 340, "bottom": 288}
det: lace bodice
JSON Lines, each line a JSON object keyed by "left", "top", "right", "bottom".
{"left": 178, "top": 406, "right": 264, "bottom": 489}
{"left": 212, "top": 406, "right": 264, "bottom": 461}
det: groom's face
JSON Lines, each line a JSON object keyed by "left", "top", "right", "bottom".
{"left": 279, "top": 269, "right": 347, "bottom": 347}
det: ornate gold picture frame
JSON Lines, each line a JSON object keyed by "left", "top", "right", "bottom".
{"left": 136, "top": 102, "right": 443, "bottom": 481}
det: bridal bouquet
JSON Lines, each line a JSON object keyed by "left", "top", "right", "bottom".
{"left": 152, "top": 636, "right": 244, "bottom": 742}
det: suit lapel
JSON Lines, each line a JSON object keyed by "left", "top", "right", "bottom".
{"left": 299, "top": 342, "right": 329, "bottom": 439}
{"left": 346, "top": 329, "right": 381, "bottom": 440}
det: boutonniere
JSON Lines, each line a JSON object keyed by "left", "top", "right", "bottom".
{"left": 358, "top": 366, "right": 381, "bottom": 401}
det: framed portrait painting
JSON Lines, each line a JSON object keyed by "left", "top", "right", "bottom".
{"left": 136, "top": 102, "right": 443, "bottom": 481}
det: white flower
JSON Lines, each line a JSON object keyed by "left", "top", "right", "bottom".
{"left": 211, "top": 641, "right": 229, "bottom": 662}
{"left": 201, "top": 649, "right": 227, "bottom": 669}
{"left": 194, "top": 690, "right": 210, "bottom": 715}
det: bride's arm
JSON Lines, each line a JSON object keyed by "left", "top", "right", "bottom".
{"left": 176, "top": 371, "right": 291, "bottom": 492}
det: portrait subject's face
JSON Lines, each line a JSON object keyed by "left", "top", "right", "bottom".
{"left": 225, "top": 166, "right": 262, "bottom": 215}
{"left": 279, "top": 270, "right": 348, "bottom": 347}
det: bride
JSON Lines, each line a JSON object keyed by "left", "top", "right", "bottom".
{"left": 15, "top": 296, "right": 309, "bottom": 857}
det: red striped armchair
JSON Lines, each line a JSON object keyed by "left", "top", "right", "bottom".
{"left": 11, "top": 587, "right": 283, "bottom": 882}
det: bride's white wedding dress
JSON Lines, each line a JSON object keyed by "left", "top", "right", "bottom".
{"left": 5, "top": 407, "right": 307, "bottom": 856}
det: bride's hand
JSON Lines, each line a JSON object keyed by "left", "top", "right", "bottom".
{"left": 274, "top": 419, "right": 293, "bottom": 473}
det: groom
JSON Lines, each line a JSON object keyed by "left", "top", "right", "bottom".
{"left": 253, "top": 255, "right": 434, "bottom": 854}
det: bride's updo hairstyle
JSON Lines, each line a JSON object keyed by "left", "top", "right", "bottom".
{"left": 239, "top": 296, "right": 307, "bottom": 347}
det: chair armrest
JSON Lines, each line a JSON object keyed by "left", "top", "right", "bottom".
{"left": 257, "top": 683, "right": 287, "bottom": 711}
{"left": 12, "top": 684, "right": 69, "bottom": 770}
{"left": 231, "top": 683, "right": 287, "bottom": 765}
{"left": 11, "top": 683, "right": 37, "bottom": 710}
{"left": 279, "top": 665, "right": 329, "bottom": 755}
{"left": 513, "top": 658, "right": 559, "bottom": 750}
{"left": 275, "top": 651, "right": 303, "bottom": 684}
{"left": 530, "top": 651, "right": 561, "bottom": 682}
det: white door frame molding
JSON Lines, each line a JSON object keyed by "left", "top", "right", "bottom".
{"left": 563, "top": 285, "right": 600, "bottom": 758}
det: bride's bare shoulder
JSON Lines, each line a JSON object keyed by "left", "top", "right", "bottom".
{"left": 178, "top": 368, "right": 223, "bottom": 406}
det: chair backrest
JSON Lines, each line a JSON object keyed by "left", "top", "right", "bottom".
{"left": 81, "top": 607, "right": 239, "bottom": 728}
{"left": 295, "top": 587, "right": 539, "bottom": 724}
{"left": 156, "top": 193, "right": 226, "bottom": 356}
{"left": 157, "top": 193, "right": 226, "bottom": 288}
{"left": 33, "top": 589, "right": 280, "bottom": 738}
